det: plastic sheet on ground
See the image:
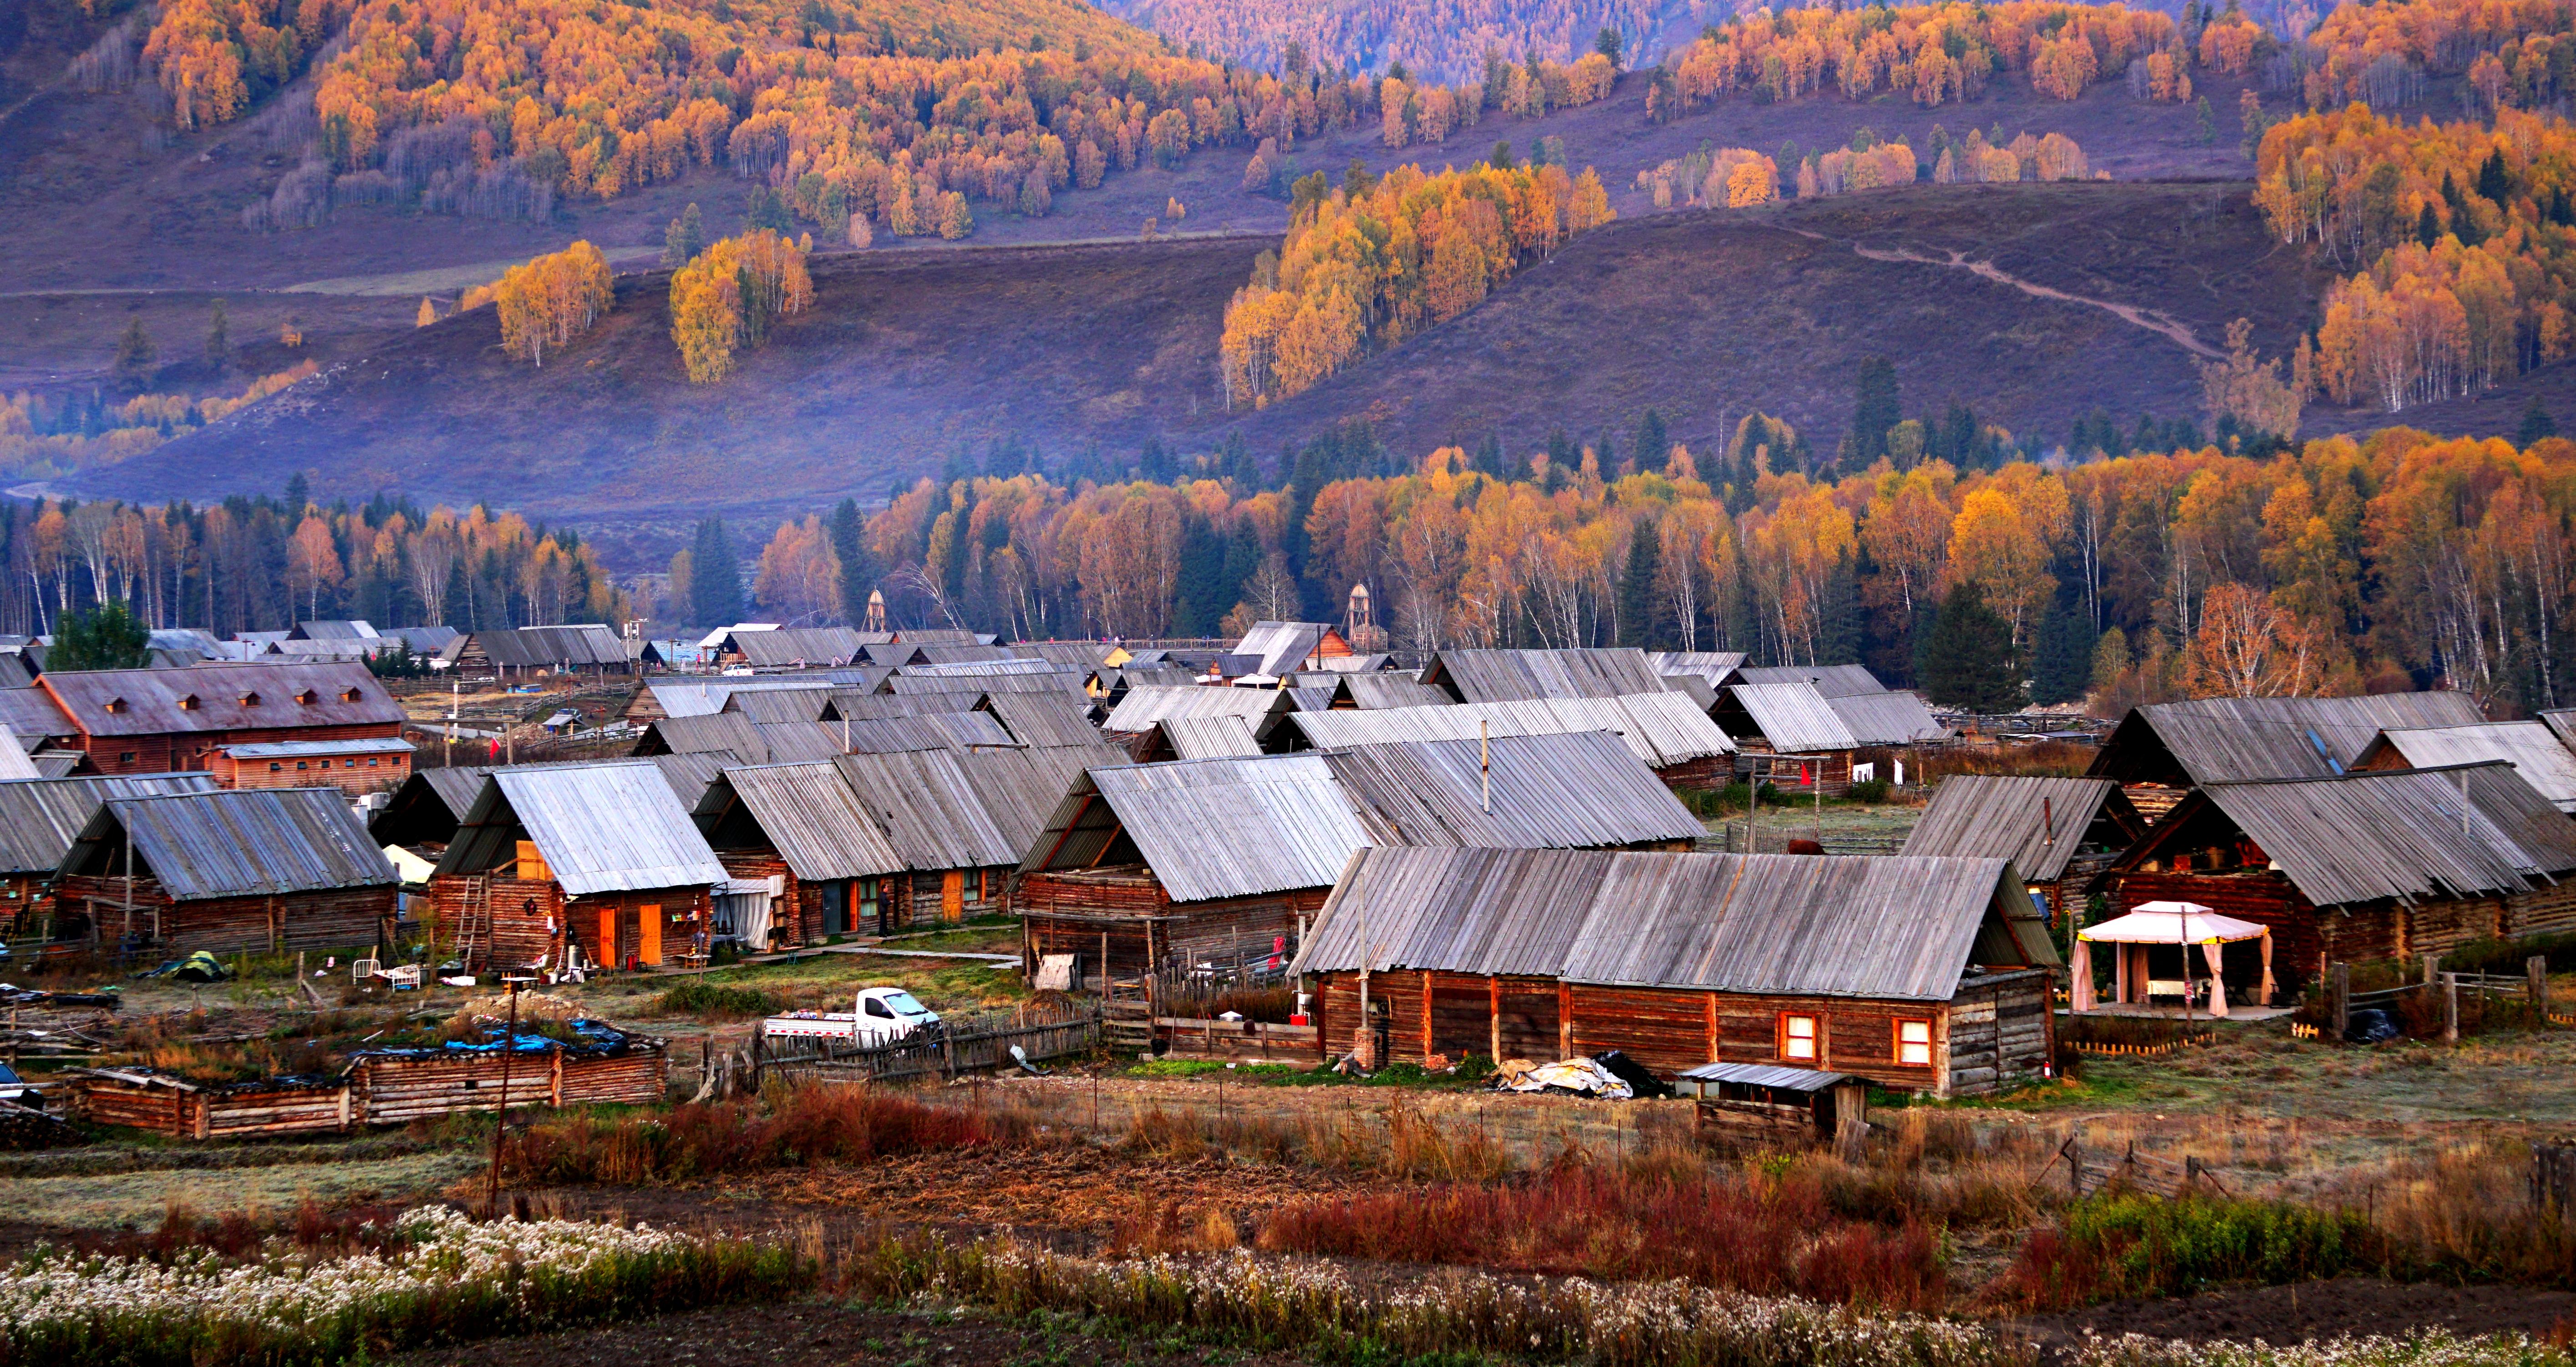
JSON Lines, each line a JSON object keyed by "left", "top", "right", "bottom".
{"left": 1494, "top": 1056, "right": 1634, "bottom": 1099}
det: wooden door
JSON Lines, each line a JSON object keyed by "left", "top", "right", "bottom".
{"left": 598, "top": 906, "right": 617, "bottom": 970}
{"left": 639, "top": 905, "right": 662, "bottom": 965}
{"left": 941, "top": 871, "right": 964, "bottom": 923}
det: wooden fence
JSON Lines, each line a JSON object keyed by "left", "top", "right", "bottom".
{"left": 2058, "top": 1137, "right": 2233, "bottom": 1198}
{"left": 68, "top": 1044, "right": 667, "bottom": 1139}
{"left": 758, "top": 1007, "right": 1102, "bottom": 1085}
{"left": 1153, "top": 1016, "right": 1320, "bottom": 1061}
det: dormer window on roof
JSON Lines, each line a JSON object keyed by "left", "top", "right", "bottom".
{"left": 103, "top": 697, "right": 127, "bottom": 715}
{"left": 295, "top": 689, "right": 319, "bottom": 706}
{"left": 178, "top": 694, "right": 200, "bottom": 711}
{"left": 239, "top": 691, "right": 262, "bottom": 707}
{"left": 340, "top": 687, "right": 364, "bottom": 703}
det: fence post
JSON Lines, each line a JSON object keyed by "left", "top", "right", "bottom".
{"left": 2536, "top": 1140, "right": 2576, "bottom": 1217}
{"left": 2442, "top": 972, "right": 2459, "bottom": 1045}
{"left": 2531, "top": 955, "right": 2551, "bottom": 1017}
{"left": 2330, "top": 962, "right": 2350, "bottom": 1040}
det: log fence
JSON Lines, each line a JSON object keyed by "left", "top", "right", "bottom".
{"left": 2058, "top": 1137, "right": 2233, "bottom": 1199}
{"left": 757, "top": 1006, "right": 1102, "bottom": 1085}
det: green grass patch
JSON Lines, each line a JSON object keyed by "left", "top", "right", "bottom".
{"left": 1994, "top": 1194, "right": 2394, "bottom": 1311}
{"left": 656, "top": 981, "right": 784, "bottom": 1018}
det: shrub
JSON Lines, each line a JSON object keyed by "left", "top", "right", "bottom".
{"left": 1255, "top": 1164, "right": 1946, "bottom": 1310}
{"left": 656, "top": 981, "right": 782, "bottom": 1018}
{"left": 1992, "top": 1194, "right": 2396, "bottom": 1311}
{"left": 505, "top": 1085, "right": 1024, "bottom": 1184}
{"left": 1847, "top": 778, "right": 1891, "bottom": 803}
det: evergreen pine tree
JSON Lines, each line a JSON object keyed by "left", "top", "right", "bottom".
{"left": 285, "top": 471, "right": 311, "bottom": 514}
{"left": 1850, "top": 357, "right": 1900, "bottom": 466}
{"left": 1172, "top": 510, "right": 1228, "bottom": 635}
{"left": 1815, "top": 557, "right": 1861, "bottom": 665}
{"left": 663, "top": 203, "right": 707, "bottom": 266}
{"left": 2520, "top": 397, "right": 2559, "bottom": 446}
{"left": 2417, "top": 202, "right": 2441, "bottom": 247}
{"left": 51, "top": 601, "right": 152, "bottom": 671}
{"left": 205, "top": 300, "right": 229, "bottom": 370}
{"left": 1617, "top": 525, "right": 1662, "bottom": 647}
{"left": 1921, "top": 583, "right": 2025, "bottom": 712}
{"left": 829, "top": 498, "right": 876, "bottom": 625}
{"left": 1631, "top": 409, "right": 1670, "bottom": 469}
{"left": 112, "top": 317, "right": 156, "bottom": 393}
{"left": 689, "top": 517, "right": 744, "bottom": 627}
{"left": 1219, "top": 521, "right": 1264, "bottom": 617}
{"left": 2028, "top": 595, "right": 2098, "bottom": 705}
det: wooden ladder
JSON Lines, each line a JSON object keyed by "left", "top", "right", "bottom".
{"left": 453, "top": 877, "right": 489, "bottom": 976}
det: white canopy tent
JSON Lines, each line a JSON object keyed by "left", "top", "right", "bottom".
{"left": 2073, "top": 900, "right": 2274, "bottom": 1017}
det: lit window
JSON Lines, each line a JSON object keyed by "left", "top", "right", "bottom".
{"left": 1781, "top": 1015, "right": 1818, "bottom": 1062}
{"left": 1895, "top": 1020, "right": 1933, "bottom": 1067}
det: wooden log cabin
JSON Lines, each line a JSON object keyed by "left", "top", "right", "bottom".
{"left": 0, "top": 774, "right": 217, "bottom": 938}
{"left": 53, "top": 787, "right": 399, "bottom": 954}
{"left": 1292, "top": 847, "right": 2062, "bottom": 1098}
{"left": 437, "top": 625, "right": 633, "bottom": 681}
{"left": 2092, "top": 761, "right": 2576, "bottom": 994}
{"left": 1284, "top": 692, "right": 1737, "bottom": 791}
{"left": 2085, "top": 691, "right": 2488, "bottom": 821}
{"left": 1017, "top": 730, "right": 1707, "bottom": 983}
{"left": 693, "top": 750, "right": 1023, "bottom": 945}
{"left": 427, "top": 760, "right": 727, "bottom": 974}
{"left": 1899, "top": 775, "right": 2147, "bottom": 921}
{"left": 208, "top": 737, "right": 414, "bottom": 798}
{"left": 36, "top": 662, "right": 405, "bottom": 777}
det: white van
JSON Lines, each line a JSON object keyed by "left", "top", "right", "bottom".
{"left": 762, "top": 987, "right": 941, "bottom": 1047}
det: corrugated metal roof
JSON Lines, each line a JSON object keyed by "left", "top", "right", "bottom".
{"left": 0, "top": 686, "right": 73, "bottom": 738}
{"left": 834, "top": 713, "right": 1017, "bottom": 754}
{"left": 909, "top": 644, "right": 1016, "bottom": 665}
{"left": 1288, "top": 694, "right": 1734, "bottom": 768}
{"left": 1420, "top": 649, "right": 1667, "bottom": 703}
{"left": 292, "top": 621, "right": 381, "bottom": 642}
{"left": 1024, "top": 753, "right": 1377, "bottom": 903}
{"left": 0, "top": 656, "right": 33, "bottom": 691}
{"left": 1651, "top": 652, "right": 1748, "bottom": 689}
{"left": 1826, "top": 690, "right": 1949, "bottom": 745}
{"left": 1722, "top": 682, "right": 1861, "bottom": 753}
{"left": 1111, "top": 666, "right": 1203, "bottom": 691}
{"left": 2184, "top": 762, "right": 2576, "bottom": 907}
{"left": 78, "top": 788, "right": 395, "bottom": 899}
{"left": 0, "top": 774, "right": 219, "bottom": 873}
{"left": 727, "top": 628, "right": 869, "bottom": 668}
{"left": 1675, "top": 1061, "right": 1852, "bottom": 1090}
{"left": 2540, "top": 709, "right": 2576, "bottom": 754}
{"left": 896, "top": 628, "right": 982, "bottom": 645}
{"left": 1234, "top": 622, "right": 1331, "bottom": 676}
{"left": 905, "top": 657, "right": 1077, "bottom": 678}
{"left": 954, "top": 743, "right": 1113, "bottom": 850}
{"left": 644, "top": 674, "right": 888, "bottom": 719}
{"left": 1296, "top": 849, "right": 2046, "bottom": 1001}
{"left": 1322, "top": 731, "right": 1704, "bottom": 850}
{"left": 1900, "top": 776, "right": 2134, "bottom": 881}
{"left": 1104, "top": 684, "right": 1291, "bottom": 734}
{"left": 1340, "top": 674, "right": 1450, "bottom": 709}
{"left": 722, "top": 689, "right": 837, "bottom": 724}
{"left": 641, "top": 712, "right": 770, "bottom": 762}
{"left": 980, "top": 692, "right": 1104, "bottom": 749}
{"left": 1007, "top": 641, "right": 1119, "bottom": 669}
{"left": 41, "top": 662, "right": 401, "bottom": 737}
{"left": 1733, "top": 664, "right": 1888, "bottom": 698}
{"left": 0, "top": 727, "right": 35, "bottom": 781}
{"left": 834, "top": 750, "right": 1023, "bottom": 870}
{"left": 223, "top": 737, "right": 416, "bottom": 759}
{"left": 886, "top": 670, "right": 1079, "bottom": 696}
{"left": 1286, "top": 686, "right": 1339, "bottom": 711}
{"left": 437, "top": 761, "right": 727, "bottom": 895}
{"left": 2358, "top": 722, "right": 2576, "bottom": 812}
{"left": 2091, "top": 693, "right": 2487, "bottom": 785}
{"left": 826, "top": 691, "right": 990, "bottom": 721}
{"left": 1158, "top": 714, "right": 1264, "bottom": 759}
{"left": 469, "top": 625, "right": 628, "bottom": 667}
{"left": 701, "top": 762, "right": 906, "bottom": 880}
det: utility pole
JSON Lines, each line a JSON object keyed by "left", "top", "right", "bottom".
{"left": 485, "top": 976, "right": 533, "bottom": 1213}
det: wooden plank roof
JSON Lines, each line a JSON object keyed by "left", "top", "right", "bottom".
{"left": 2088, "top": 692, "right": 2486, "bottom": 786}
{"left": 0, "top": 774, "right": 219, "bottom": 874}
{"left": 1419, "top": 648, "right": 1666, "bottom": 703}
{"left": 436, "top": 761, "right": 726, "bottom": 895}
{"left": 2356, "top": 722, "right": 2576, "bottom": 812}
{"left": 1288, "top": 693, "right": 1734, "bottom": 768}
{"left": 2167, "top": 762, "right": 2576, "bottom": 907}
{"left": 1103, "top": 684, "right": 1291, "bottom": 735}
{"left": 1721, "top": 682, "right": 1860, "bottom": 753}
{"left": 1294, "top": 848, "right": 2053, "bottom": 1001}
{"left": 1899, "top": 775, "right": 2138, "bottom": 881}
{"left": 40, "top": 662, "right": 400, "bottom": 737}
{"left": 72, "top": 787, "right": 396, "bottom": 899}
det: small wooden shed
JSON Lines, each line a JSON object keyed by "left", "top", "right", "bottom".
{"left": 53, "top": 787, "right": 399, "bottom": 955}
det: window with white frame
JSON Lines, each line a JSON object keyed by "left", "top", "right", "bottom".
{"left": 1780, "top": 1014, "right": 1819, "bottom": 1062}
{"left": 1895, "top": 1019, "right": 1933, "bottom": 1066}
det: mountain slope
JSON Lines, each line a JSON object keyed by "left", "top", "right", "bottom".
{"left": 61, "top": 179, "right": 2333, "bottom": 533}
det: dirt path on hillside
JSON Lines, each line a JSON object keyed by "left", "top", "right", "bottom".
{"left": 1795, "top": 229, "right": 2224, "bottom": 360}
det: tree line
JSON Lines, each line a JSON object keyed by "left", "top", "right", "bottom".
{"left": 0, "top": 485, "right": 627, "bottom": 639}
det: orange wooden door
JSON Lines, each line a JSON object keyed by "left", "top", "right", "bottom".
{"left": 598, "top": 907, "right": 617, "bottom": 969}
{"left": 941, "top": 872, "right": 964, "bottom": 923}
{"left": 639, "top": 905, "right": 662, "bottom": 965}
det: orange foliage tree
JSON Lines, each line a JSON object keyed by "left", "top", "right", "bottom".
{"left": 460, "top": 241, "right": 614, "bottom": 366}
{"left": 668, "top": 231, "right": 815, "bottom": 384}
